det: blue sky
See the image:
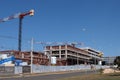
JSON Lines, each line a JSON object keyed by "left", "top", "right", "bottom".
{"left": 0, "top": 0, "right": 120, "bottom": 56}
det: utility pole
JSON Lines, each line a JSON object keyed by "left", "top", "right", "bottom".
{"left": 31, "top": 38, "right": 34, "bottom": 73}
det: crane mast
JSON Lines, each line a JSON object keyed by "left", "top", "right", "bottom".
{"left": 0, "top": 9, "right": 34, "bottom": 51}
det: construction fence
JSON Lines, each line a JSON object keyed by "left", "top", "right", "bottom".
{"left": 0, "top": 65, "right": 110, "bottom": 75}
{"left": 0, "top": 66, "right": 14, "bottom": 75}
{"left": 15, "top": 65, "right": 110, "bottom": 74}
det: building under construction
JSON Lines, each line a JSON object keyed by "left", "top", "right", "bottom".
{"left": 0, "top": 50, "right": 48, "bottom": 65}
{"left": 0, "top": 50, "right": 67, "bottom": 66}
{"left": 0, "top": 44, "right": 103, "bottom": 66}
{"left": 45, "top": 45, "right": 103, "bottom": 65}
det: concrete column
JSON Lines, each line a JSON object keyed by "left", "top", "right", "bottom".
{"left": 59, "top": 45, "right": 61, "bottom": 59}
{"left": 49, "top": 46, "right": 52, "bottom": 65}
{"left": 77, "top": 53, "right": 79, "bottom": 65}
{"left": 50, "top": 46, "right": 52, "bottom": 56}
{"left": 65, "top": 45, "right": 67, "bottom": 59}
{"left": 44, "top": 46, "right": 47, "bottom": 55}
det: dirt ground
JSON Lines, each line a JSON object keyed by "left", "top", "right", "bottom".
{"left": 103, "top": 68, "right": 120, "bottom": 74}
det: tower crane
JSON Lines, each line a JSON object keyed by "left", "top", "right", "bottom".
{"left": 0, "top": 9, "right": 34, "bottom": 51}
{"left": 0, "top": 9, "right": 34, "bottom": 23}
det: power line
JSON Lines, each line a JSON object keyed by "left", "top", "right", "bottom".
{"left": 0, "top": 35, "right": 17, "bottom": 40}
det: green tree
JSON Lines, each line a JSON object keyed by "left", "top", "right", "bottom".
{"left": 114, "top": 56, "right": 120, "bottom": 70}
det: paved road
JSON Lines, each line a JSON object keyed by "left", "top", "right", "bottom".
{"left": 0, "top": 70, "right": 98, "bottom": 80}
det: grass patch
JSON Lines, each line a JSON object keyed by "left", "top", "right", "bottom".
{"left": 58, "top": 72, "right": 120, "bottom": 80}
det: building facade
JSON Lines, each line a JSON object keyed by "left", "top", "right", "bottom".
{"left": 45, "top": 45, "right": 91, "bottom": 65}
{"left": 0, "top": 50, "right": 49, "bottom": 66}
{"left": 45, "top": 45, "right": 103, "bottom": 65}
{"left": 103, "top": 56, "right": 116, "bottom": 65}
{"left": 0, "top": 45, "right": 103, "bottom": 66}
{"left": 83, "top": 48, "right": 103, "bottom": 65}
